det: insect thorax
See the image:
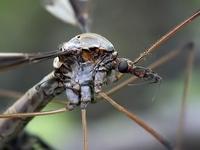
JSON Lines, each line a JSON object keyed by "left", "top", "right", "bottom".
{"left": 53, "top": 33, "right": 119, "bottom": 92}
{"left": 53, "top": 48, "right": 118, "bottom": 93}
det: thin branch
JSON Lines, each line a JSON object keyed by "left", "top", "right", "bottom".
{"left": 175, "top": 43, "right": 195, "bottom": 150}
{"left": 133, "top": 10, "right": 200, "bottom": 64}
{"left": 81, "top": 109, "right": 89, "bottom": 150}
{"left": 99, "top": 92, "right": 173, "bottom": 150}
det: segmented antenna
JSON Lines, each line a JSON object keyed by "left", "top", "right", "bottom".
{"left": 42, "top": 0, "right": 90, "bottom": 32}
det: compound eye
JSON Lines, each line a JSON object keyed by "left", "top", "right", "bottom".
{"left": 118, "top": 61, "right": 128, "bottom": 73}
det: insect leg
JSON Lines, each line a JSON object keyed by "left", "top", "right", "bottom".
{"left": 65, "top": 88, "right": 80, "bottom": 110}
{"left": 80, "top": 85, "right": 92, "bottom": 109}
{"left": 99, "top": 92, "right": 173, "bottom": 150}
{"left": 116, "top": 57, "right": 162, "bottom": 86}
{"left": 175, "top": 43, "right": 195, "bottom": 150}
{"left": 133, "top": 10, "right": 200, "bottom": 64}
{"left": 94, "top": 71, "right": 107, "bottom": 93}
{"left": 81, "top": 109, "right": 89, "bottom": 150}
{"left": 0, "top": 107, "right": 68, "bottom": 118}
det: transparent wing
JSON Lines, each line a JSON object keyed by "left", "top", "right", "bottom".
{"left": 0, "top": 50, "right": 68, "bottom": 71}
{"left": 42, "top": 0, "right": 77, "bottom": 25}
{"left": 41, "top": 0, "right": 90, "bottom": 32}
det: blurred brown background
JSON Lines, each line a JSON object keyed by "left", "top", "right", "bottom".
{"left": 0, "top": 0, "right": 200, "bottom": 150}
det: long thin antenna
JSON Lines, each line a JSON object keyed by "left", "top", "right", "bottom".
{"left": 133, "top": 10, "right": 200, "bottom": 64}
{"left": 0, "top": 108, "right": 68, "bottom": 118}
{"left": 81, "top": 109, "right": 89, "bottom": 150}
{"left": 175, "top": 43, "right": 195, "bottom": 150}
{"left": 99, "top": 92, "right": 173, "bottom": 150}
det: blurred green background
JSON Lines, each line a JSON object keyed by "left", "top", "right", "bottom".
{"left": 0, "top": 0, "right": 200, "bottom": 150}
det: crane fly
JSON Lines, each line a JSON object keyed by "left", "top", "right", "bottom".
{"left": 0, "top": 0, "right": 199, "bottom": 150}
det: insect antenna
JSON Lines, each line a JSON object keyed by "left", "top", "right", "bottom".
{"left": 81, "top": 109, "right": 89, "bottom": 150}
{"left": 133, "top": 9, "right": 200, "bottom": 64}
{"left": 99, "top": 92, "right": 173, "bottom": 150}
{"left": 175, "top": 42, "right": 195, "bottom": 150}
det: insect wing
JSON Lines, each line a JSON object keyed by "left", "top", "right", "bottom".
{"left": 0, "top": 50, "right": 66, "bottom": 71}
{"left": 41, "top": 0, "right": 90, "bottom": 32}
{"left": 42, "top": 0, "right": 77, "bottom": 25}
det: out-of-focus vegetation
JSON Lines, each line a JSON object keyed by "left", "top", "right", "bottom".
{"left": 0, "top": 0, "right": 200, "bottom": 149}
